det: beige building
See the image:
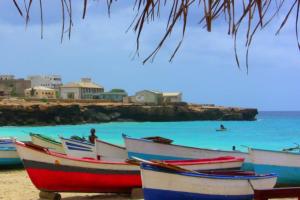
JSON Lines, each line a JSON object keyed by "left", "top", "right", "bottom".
{"left": 25, "top": 86, "right": 56, "bottom": 99}
{"left": 60, "top": 78, "right": 104, "bottom": 99}
{"left": 0, "top": 75, "right": 31, "bottom": 97}
{"left": 162, "top": 92, "right": 182, "bottom": 103}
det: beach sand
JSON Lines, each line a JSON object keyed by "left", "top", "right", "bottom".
{"left": 0, "top": 168, "right": 296, "bottom": 200}
{"left": 0, "top": 168, "right": 139, "bottom": 200}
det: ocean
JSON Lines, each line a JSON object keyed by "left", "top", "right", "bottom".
{"left": 0, "top": 111, "right": 299, "bottom": 152}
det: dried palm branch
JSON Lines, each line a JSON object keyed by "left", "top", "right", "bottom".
{"left": 11, "top": 0, "right": 300, "bottom": 71}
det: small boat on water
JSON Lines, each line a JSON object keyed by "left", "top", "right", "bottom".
{"left": 250, "top": 148, "right": 300, "bottom": 186}
{"left": 15, "top": 141, "right": 245, "bottom": 196}
{"left": 123, "top": 134, "right": 253, "bottom": 170}
{"left": 30, "top": 133, "right": 65, "bottom": 154}
{"left": 0, "top": 138, "right": 21, "bottom": 166}
{"left": 140, "top": 162, "right": 277, "bottom": 200}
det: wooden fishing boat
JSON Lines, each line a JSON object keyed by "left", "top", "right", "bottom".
{"left": 60, "top": 137, "right": 127, "bottom": 161}
{"left": 95, "top": 139, "right": 128, "bottom": 161}
{"left": 60, "top": 137, "right": 97, "bottom": 159}
{"left": 15, "top": 141, "right": 245, "bottom": 197}
{"left": 123, "top": 134, "right": 253, "bottom": 170}
{"left": 250, "top": 148, "right": 300, "bottom": 186}
{"left": 15, "top": 141, "right": 140, "bottom": 194}
{"left": 0, "top": 138, "right": 15, "bottom": 148}
{"left": 140, "top": 162, "right": 277, "bottom": 200}
{"left": 0, "top": 138, "right": 21, "bottom": 166}
{"left": 30, "top": 133, "right": 65, "bottom": 154}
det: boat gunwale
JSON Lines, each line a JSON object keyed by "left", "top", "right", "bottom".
{"left": 96, "top": 139, "right": 126, "bottom": 150}
{"left": 250, "top": 148, "right": 300, "bottom": 155}
{"left": 16, "top": 141, "right": 133, "bottom": 165}
{"left": 141, "top": 163, "right": 276, "bottom": 180}
{"left": 123, "top": 135, "right": 249, "bottom": 155}
{"left": 30, "top": 133, "right": 62, "bottom": 146}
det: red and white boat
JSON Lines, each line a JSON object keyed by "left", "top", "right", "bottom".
{"left": 15, "top": 141, "right": 244, "bottom": 194}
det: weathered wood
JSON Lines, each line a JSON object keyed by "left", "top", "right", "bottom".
{"left": 39, "top": 191, "right": 61, "bottom": 200}
{"left": 254, "top": 187, "right": 300, "bottom": 199}
{"left": 131, "top": 188, "right": 143, "bottom": 199}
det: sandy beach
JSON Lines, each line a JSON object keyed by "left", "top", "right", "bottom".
{"left": 0, "top": 168, "right": 139, "bottom": 200}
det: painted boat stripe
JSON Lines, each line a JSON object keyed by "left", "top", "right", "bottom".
{"left": 67, "top": 146, "right": 93, "bottom": 152}
{"left": 23, "top": 159, "right": 140, "bottom": 175}
{"left": 61, "top": 138, "right": 94, "bottom": 146}
{"left": 141, "top": 163, "right": 276, "bottom": 180}
{"left": 65, "top": 142, "right": 92, "bottom": 149}
{"left": 143, "top": 188, "right": 253, "bottom": 200}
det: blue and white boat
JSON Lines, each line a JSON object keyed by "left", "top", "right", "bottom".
{"left": 123, "top": 134, "right": 253, "bottom": 170}
{"left": 0, "top": 138, "right": 21, "bottom": 166}
{"left": 250, "top": 148, "right": 300, "bottom": 186}
{"left": 60, "top": 137, "right": 128, "bottom": 161}
{"left": 60, "top": 137, "right": 97, "bottom": 159}
{"left": 140, "top": 162, "right": 277, "bottom": 200}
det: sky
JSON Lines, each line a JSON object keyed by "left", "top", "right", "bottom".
{"left": 0, "top": 1, "right": 299, "bottom": 111}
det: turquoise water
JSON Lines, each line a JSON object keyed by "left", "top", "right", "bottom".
{"left": 0, "top": 111, "right": 299, "bottom": 152}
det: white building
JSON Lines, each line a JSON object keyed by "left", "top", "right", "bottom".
{"left": 0, "top": 75, "right": 15, "bottom": 81}
{"left": 60, "top": 78, "right": 104, "bottom": 99}
{"left": 162, "top": 92, "right": 182, "bottom": 103}
{"left": 27, "top": 75, "right": 62, "bottom": 90}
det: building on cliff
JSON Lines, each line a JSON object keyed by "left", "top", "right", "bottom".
{"left": 25, "top": 86, "right": 57, "bottom": 99}
{"left": 98, "top": 89, "right": 128, "bottom": 102}
{"left": 0, "top": 75, "right": 31, "bottom": 97}
{"left": 27, "top": 75, "right": 62, "bottom": 90}
{"left": 162, "top": 92, "right": 182, "bottom": 103}
{"left": 131, "top": 90, "right": 163, "bottom": 105}
{"left": 127, "top": 90, "right": 183, "bottom": 105}
{"left": 60, "top": 78, "right": 104, "bottom": 99}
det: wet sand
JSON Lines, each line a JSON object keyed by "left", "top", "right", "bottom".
{"left": 0, "top": 168, "right": 138, "bottom": 200}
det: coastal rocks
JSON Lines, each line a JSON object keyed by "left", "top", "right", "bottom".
{"left": 0, "top": 102, "right": 258, "bottom": 126}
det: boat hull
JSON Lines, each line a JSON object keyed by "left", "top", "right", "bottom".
{"left": 95, "top": 139, "right": 127, "bottom": 161}
{"left": 23, "top": 160, "right": 140, "bottom": 193}
{"left": 16, "top": 142, "right": 141, "bottom": 193}
{"left": 0, "top": 149, "right": 22, "bottom": 166}
{"left": 124, "top": 135, "right": 252, "bottom": 170}
{"left": 250, "top": 148, "right": 300, "bottom": 186}
{"left": 60, "top": 137, "right": 97, "bottom": 159}
{"left": 141, "top": 163, "right": 277, "bottom": 200}
{"left": 30, "top": 134, "right": 65, "bottom": 154}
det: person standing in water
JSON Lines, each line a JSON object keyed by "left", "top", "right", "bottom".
{"left": 89, "top": 128, "right": 98, "bottom": 144}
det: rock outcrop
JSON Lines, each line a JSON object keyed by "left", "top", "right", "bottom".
{"left": 0, "top": 100, "right": 258, "bottom": 126}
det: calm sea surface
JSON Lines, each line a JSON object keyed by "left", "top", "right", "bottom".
{"left": 0, "top": 111, "right": 299, "bottom": 152}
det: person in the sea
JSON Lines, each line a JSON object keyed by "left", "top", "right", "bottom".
{"left": 220, "top": 124, "right": 226, "bottom": 130}
{"left": 88, "top": 128, "right": 98, "bottom": 144}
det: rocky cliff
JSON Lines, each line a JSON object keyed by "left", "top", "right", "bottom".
{"left": 0, "top": 100, "right": 258, "bottom": 126}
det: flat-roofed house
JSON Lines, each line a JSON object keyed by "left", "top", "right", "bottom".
{"left": 0, "top": 75, "right": 31, "bottom": 97}
{"left": 132, "top": 90, "right": 163, "bottom": 105}
{"left": 98, "top": 89, "right": 128, "bottom": 102}
{"left": 60, "top": 78, "right": 104, "bottom": 99}
{"left": 162, "top": 92, "right": 182, "bottom": 103}
{"left": 25, "top": 86, "right": 56, "bottom": 99}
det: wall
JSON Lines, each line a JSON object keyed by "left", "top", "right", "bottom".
{"left": 60, "top": 88, "right": 80, "bottom": 99}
